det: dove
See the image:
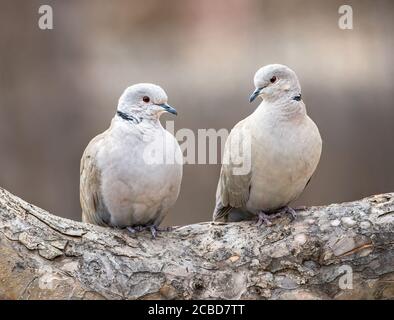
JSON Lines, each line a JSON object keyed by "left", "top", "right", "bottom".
{"left": 80, "top": 83, "right": 183, "bottom": 237}
{"left": 213, "top": 64, "right": 322, "bottom": 225}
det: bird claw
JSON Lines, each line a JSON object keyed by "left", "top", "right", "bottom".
{"left": 149, "top": 225, "right": 158, "bottom": 239}
{"left": 149, "top": 225, "right": 174, "bottom": 238}
{"left": 127, "top": 224, "right": 172, "bottom": 239}
{"left": 273, "top": 206, "right": 297, "bottom": 221}
{"left": 285, "top": 206, "right": 297, "bottom": 220}
{"left": 126, "top": 226, "right": 138, "bottom": 234}
{"left": 126, "top": 225, "right": 145, "bottom": 233}
{"left": 255, "top": 206, "right": 297, "bottom": 227}
{"left": 256, "top": 211, "right": 273, "bottom": 227}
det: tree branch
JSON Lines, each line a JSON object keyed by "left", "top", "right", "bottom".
{"left": 0, "top": 187, "right": 393, "bottom": 299}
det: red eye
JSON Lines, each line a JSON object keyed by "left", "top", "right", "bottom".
{"left": 143, "top": 96, "right": 150, "bottom": 103}
{"left": 270, "top": 76, "right": 277, "bottom": 83}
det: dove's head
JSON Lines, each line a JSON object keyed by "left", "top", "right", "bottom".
{"left": 117, "top": 83, "right": 177, "bottom": 120}
{"left": 249, "top": 64, "right": 301, "bottom": 103}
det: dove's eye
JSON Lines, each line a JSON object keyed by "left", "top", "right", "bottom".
{"left": 142, "top": 96, "right": 150, "bottom": 103}
{"left": 270, "top": 76, "right": 277, "bottom": 83}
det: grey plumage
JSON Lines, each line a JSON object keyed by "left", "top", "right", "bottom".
{"left": 213, "top": 64, "right": 322, "bottom": 223}
{"left": 80, "top": 133, "right": 111, "bottom": 226}
{"left": 80, "top": 83, "right": 183, "bottom": 235}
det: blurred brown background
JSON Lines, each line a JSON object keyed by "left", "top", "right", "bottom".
{"left": 0, "top": 0, "right": 393, "bottom": 226}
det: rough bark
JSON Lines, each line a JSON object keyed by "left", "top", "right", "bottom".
{"left": 0, "top": 187, "right": 393, "bottom": 300}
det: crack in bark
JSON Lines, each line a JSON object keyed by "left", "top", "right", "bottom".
{"left": 338, "top": 243, "right": 374, "bottom": 257}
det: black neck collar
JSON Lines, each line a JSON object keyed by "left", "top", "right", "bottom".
{"left": 116, "top": 111, "right": 141, "bottom": 124}
{"left": 292, "top": 94, "right": 302, "bottom": 102}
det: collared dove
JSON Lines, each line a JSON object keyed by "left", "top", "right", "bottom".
{"left": 213, "top": 64, "right": 322, "bottom": 225}
{"left": 80, "top": 83, "right": 183, "bottom": 237}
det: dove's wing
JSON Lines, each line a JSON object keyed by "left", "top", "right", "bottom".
{"left": 213, "top": 119, "right": 252, "bottom": 221}
{"left": 80, "top": 133, "right": 111, "bottom": 226}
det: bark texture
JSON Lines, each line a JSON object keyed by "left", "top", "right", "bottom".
{"left": 0, "top": 187, "right": 393, "bottom": 300}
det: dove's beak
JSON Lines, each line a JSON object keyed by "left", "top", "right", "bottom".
{"left": 158, "top": 103, "right": 177, "bottom": 116}
{"left": 249, "top": 88, "right": 262, "bottom": 103}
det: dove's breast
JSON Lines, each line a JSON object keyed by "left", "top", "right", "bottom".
{"left": 247, "top": 114, "right": 322, "bottom": 212}
{"left": 97, "top": 124, "right": 183, "bottom": 227}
